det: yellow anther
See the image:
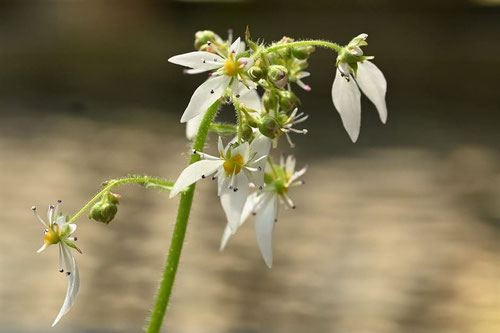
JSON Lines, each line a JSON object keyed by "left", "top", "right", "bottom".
{"left": 44, "top": 228, "right": 60, "bottom": 245}
{"left": 223, "top": 60, "right": 237, "bottom": 77}
{"left": 223, "top": 154, "right": 244, "bottom": 176}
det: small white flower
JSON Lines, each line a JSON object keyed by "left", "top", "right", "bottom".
{"left": 33, "top": 201, "right": 81, "bottom": 327}
{"left": 169, "top": 37, "right": 255, "bottom": 124}
{"left": 220, "top": 155, "right": 306, "bottom": 268}
{"left": 170, "top": 135, "right": 271, "bottom": 232}
{"left": 331, "top": 33, "right": 388, "bottom": 143}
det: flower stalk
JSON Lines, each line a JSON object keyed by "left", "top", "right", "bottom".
{"left": 146, "top": 99, "right": 221, "bottom": 333}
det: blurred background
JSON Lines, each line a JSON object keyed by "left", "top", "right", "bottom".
{"left": 1, "top": 0, "right": 499, "bottom": 332}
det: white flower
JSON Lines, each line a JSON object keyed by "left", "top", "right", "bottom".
{"left": 331, "top": 33, "right": 388, "bottom": 143}
{"left": 220, "top": 155, "right": 306, "bottom": 268}
{"left": 168, "top": 37, "right": 255, "bottom": 124}
{"left": 32, "top": 201, "right": 80, "bottom": 327}
{"left": 170, "top": 135, "right": 271, "bottom": 232}
{"left": 186, "top": 82, "right": 261, "bottom": 140}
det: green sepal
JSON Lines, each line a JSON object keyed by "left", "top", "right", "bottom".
{"left": 64, "top": 240, "right": 82, "bottom": 254}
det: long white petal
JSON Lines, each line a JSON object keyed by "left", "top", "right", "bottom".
{"left": 255, "top": 193, "right": 278, "bottom": 268}
{"left": 356, "top": 61, "right": 388, "bottom": 124}
{"left": 170, "top": 160, "right": 223, "bottom": 197}
{"left": 181, "top": 75, "right": 231, "bottom": 123}
{"left": 290, "top": 166, "right": 307, "bottom": 183}
{"left": 186, "top": 113, "right": 204, "bottom": 140}
{"left": 168, "top": 51, "right": 225, "bottom": 71}
{"left": 219, "top": 224, "right": 233, "bottom": 251}
{"left": 220, "top": 173, "right": 249, "bottom": 233}
{"left": 52, "top": 244, "right": 80, "bottom": 326}
{"left": 249, "top": 135, "right": 271, "bottom": 189}
{"left": 332, "top": 69, "right": 362, "bottom": 143}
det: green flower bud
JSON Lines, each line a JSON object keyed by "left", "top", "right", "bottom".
{"left": 262, "top": 90, "right": 278, "bottom": 111}
{"left": 258, "top": 115, "right": 281, "bottom": 139}
{"left": 194, "top": 30, "right": 220, "bottom": 50}
{"left": 248, "top": 66, "right": 264, "bottom": 81}
{"left": 278, "top": 90, "right": 300, "bottom": 112}
{"left": 291, "top": 45, "right": 315, "bottom": 60}
{"left": 89, "top": 192, "right": 120, "bottom": 224}
{"left": 241, "top": 124, "right": 253, "bottom": 141}
{"left": 267, "top": 65, "right": 288, "bottom": 89}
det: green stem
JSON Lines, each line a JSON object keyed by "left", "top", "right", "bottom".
{"left": 68, "top": 176, "right": 173, "bottom": 223}
{"left": 146, "top": 99, "right": 221, "bottom": 333}
{"left": 253, "top": 39, "right": 342, "bottom": 60}
{"left": 265, "top": 40, "right": 341, "bottom": 53}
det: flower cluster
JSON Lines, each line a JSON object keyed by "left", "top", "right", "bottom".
{"left": 32, "top": 28, "right": 389, "bottom": 328}
{"left": 168, "top": 29, "right": 388, "bottom": 267}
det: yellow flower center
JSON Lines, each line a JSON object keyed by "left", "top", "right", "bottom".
{"left": 44, "top": 226, "right": 61, "bottom": 245}
{"left": 223, "top": 153, "right": 244, "bottom": 176}
{"left": 223, "top": 60, "right": 237, "bottom": 77}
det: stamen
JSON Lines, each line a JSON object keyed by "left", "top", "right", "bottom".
{"left": 201, "top": 175, "right": 206, "bottom": 179}
{"left": 206, "top": 41, "right": 226, "bottom": 58}
{"left": 32, "top": 206, "right": 36, "bottom": 211}
{"left": 59, "top": 268, "right": 64, "bottom": 273}
{"left": 66, "top": 272, "right": 71, "bottom": 276}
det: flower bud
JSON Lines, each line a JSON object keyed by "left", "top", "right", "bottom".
{"left": 194, "top": 30, "right": 220, "bottom": 50}
{"left": 278, "top": 90, "right": 300, "bottom": 112}
{"left": 267, "top": 65, "right": 288, "bottom": 89}
{"left": 258, "top": 115, "right": 281, "bottom": 139}
{"left": 241, "top": 124, "right": 253, "bottom": 141}
{"left": 291, "top": 45, "right": 315, "bottom": 60}
{"left": 262, "top": 90, "right": 278, "bottom": 111}
{"left": 89, "top": 192, "right": 120, "bottom": 224}
{"left": 248, "top": 66, "right": 264, "bottom": 81}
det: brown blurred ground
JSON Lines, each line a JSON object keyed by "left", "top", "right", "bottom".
{"left": 0, "top": 1, "right": 499, "bottom": 333}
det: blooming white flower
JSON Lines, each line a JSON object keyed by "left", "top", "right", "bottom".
{"left": 168, "top": 37, "right": 255, "bottom": 124}
{"left": 33, "top": 201, "right": 80, "bottom": 327}
{"left": 170, "top": 135, "right": 271, "bottom": 232}
{"left": 220, "top": 155, "right": 306, "bottom": 268}
{"left": 331, "top": 33, "right": 388, "bottom": 143}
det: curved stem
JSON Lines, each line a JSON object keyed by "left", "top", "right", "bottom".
{"left": 146, "top": 99, "right": 221, "bottom": 333}
{"left": 265, "top": 40, "right": 341, "bottom": 53}
{"left": 68, "top": 176, "right": 174, "bottom": 223}
{"left": 253, "top": 39, "right": 342, "bottom": 60}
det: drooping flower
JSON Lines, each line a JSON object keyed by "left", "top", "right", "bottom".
{"left": 170, "top": 135, "right": 271, "bottom": 232}
{"left": 220, "top": 155, "right": 306, "bottom": 268}
{"left": 168, "top": 37, "right": 255, "bottom": 124}
{"left": 331, "top": 33, "right": 388, "bottom": 143}
{"left": 33, "top": 201, "right": 81, "bottom": 327}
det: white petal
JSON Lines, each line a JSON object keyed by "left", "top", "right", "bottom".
{"left": 290, "top": 166, "right": 307, "bottom": 183}
{"left": 52, "top": 244, "right": 80, "bottom": 326}
{"left": 170, "top": 160, "right": 223, "bottom": 197}
{"left": 217, "top": 171, "right": 228, "bottom": 196}
{"left": 356, "top": 61, "right": 388, "bottom": 124}
{"left": 232, "top": 141, "right": 250, "bottom": 162}
{"left": 338, "top": 62, "right": 351, "bottom": 76}
{"left": 255, "top": 193, "right": 278, "bottom": 268}
{"left": 332, "top": 69, "right": 361, "bottom": 143}
{"left": 285, "top": 155, "right": 296, "bottom": 175}
{"left": 350, "top": 46, "right": 363, "bottom": 56}
{"left": 168, "top": 51, "right": 225, "bottom": 71}
{"left": 238, "top": 85, "right": 261, "bottom": 111}
{"left": 181, "top": 75, "right": 231, "bottom": 123}
{"left": 37, "top": 243, "right": 48, "bottom": 253}
{"left": 241, "top": 192, "right": 260, "bottom": 223}
{"left": 229, "top": 37, "right": 241, "bottom": 55}
{"left": 220, "top": 173, "right": 249, "bottom": 233}
{"left": 186, "top": 113, "right": 204, "bottom": 140}
{"left": 249, "top": 135, "right": 271, "bottom": 188}
{"left": 219, "top": 224, "right": 233, "bottom": 251}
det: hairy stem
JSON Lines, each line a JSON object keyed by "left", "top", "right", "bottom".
{"left": 68, "top": 176, "right": 174, "bottom": 223}
{"left": 146, "top": 99, "right": 221, "bottom": 333}
{"left": 254, "top": 39, "right": 342, "bottom": 59}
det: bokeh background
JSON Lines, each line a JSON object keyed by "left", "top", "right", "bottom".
{"left": 1, "top": 0, "right": 499, "bottom": 332}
